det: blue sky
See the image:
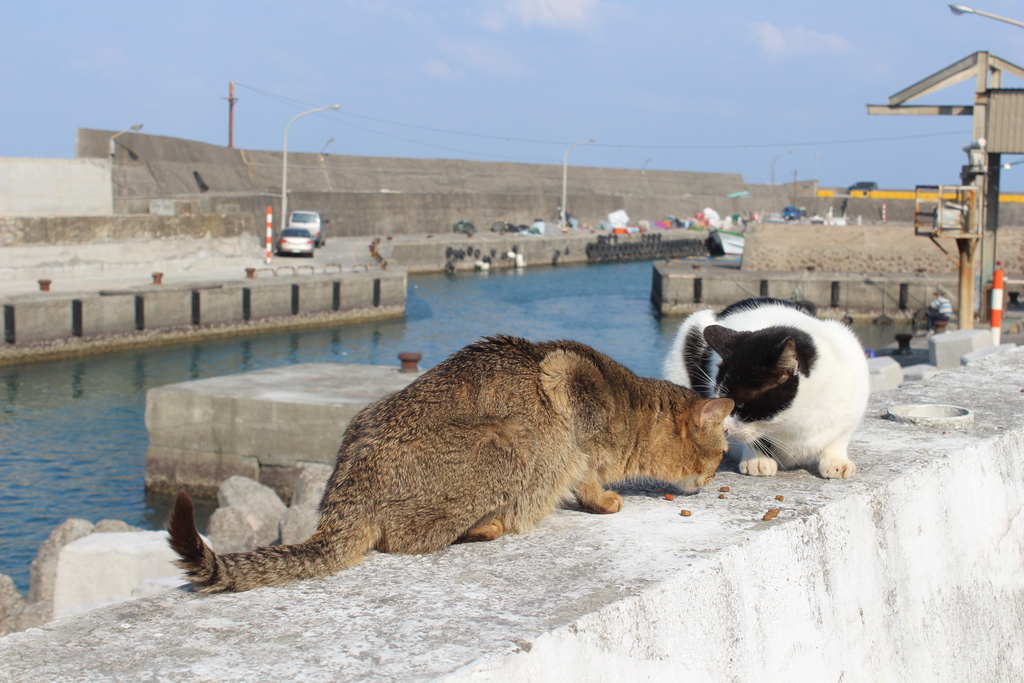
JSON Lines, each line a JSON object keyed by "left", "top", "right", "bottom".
{"left": 2, "top": 0, "right": 1023, "bottom": 190}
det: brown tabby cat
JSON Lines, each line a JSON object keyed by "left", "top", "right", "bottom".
{"left": 167, "top": 335, "right": 733, "bottom": 593}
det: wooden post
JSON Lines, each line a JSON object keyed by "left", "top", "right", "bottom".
{"left": 956, "top": 238, "right": 978, "bottom": 329}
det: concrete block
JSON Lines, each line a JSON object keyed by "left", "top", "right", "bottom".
{"left": 291, "top": 464, "right": 332, "bottom": 509}
{"left": 52, "top": 531, "right": 180, "bottom": 619}
{"left": 901, "top": 363, "right": 942, "bottom": 383}
{"left": 867, "top": 356, "right": 902, "bottom": 392}
{"left": 0, "top": 574, "right": 26, "bottom": 637}
{"left": 928, "top": 329, "right": 992, "bottom": 369}
{"left": 961, "top": 343, "right": 1017, "bottom": 365}
{"left": 28, "top": 518, "right": 94, "bottom": 604}
{"left": 207, "top": 476, "right": 287, "bottom": 553}
{"left": 280, "top": 506, "right": 319, "bottom": 545}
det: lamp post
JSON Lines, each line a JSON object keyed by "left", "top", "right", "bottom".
{"left": 949, "top": 4, "right": 1024, "bottom": 29}
{"left": 319, "top": 138, "right": 335, "bottom": 159}
{"left": 770, "top": 150, "right": 792, "bottom": 210}
{"left": 560, "top": 138, "right": 595, "bottom": 228}
{"left": 281, "top": 104, "right": 340, "bottom": 229}
{"left": 109, "top": 123, "right": 143, "bottom": 156}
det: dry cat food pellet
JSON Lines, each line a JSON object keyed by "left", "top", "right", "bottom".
{"left": 679, "top": 509, "right": 692, "bottom": 517}
{"left": 719, "top": 486, "right": 730, "bottom": 493}
{"left": 763, "top": 508, "right": 780, "bottom": 521}
{"left": 664, "top": 494, "right": 675, "bottom": 501}
{"left": 775, "top": 495, "right": 785, "bottom": 502}
{"left": 718, "top": 494, "right": 726, "bottom": 499}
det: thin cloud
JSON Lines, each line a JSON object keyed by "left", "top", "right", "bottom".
{"left": 753, "top": 22, "right": 850, "bottom": 62}
{"left": 421, "top": 59, "right": 464, "bottom": 80}
{"left": 483, "top": 0, "right": 601, "bottom": 31}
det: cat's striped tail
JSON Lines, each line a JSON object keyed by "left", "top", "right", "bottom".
{"left": 166, "top": 490, "right": 376, "bottom": 593}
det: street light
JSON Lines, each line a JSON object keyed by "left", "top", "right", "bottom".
{"left": 560, "top": 138, "right": 595, "bottom": 228}
{"left": 949, "top": 4, "right": 1024, "bottom": 29}
{"left": 319, "top": 138, "right": 335, "bottom": 158}
{"left": 109, "top": 123, "right": 143, "bottom": 156}
{"left": 281, "top": 104, "right": 340, "bottom": 229}
{"left": 770, "top": 150, "right": 792, "bottom": 209}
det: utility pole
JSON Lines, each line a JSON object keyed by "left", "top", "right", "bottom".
{"left": 224, "top": 82, "right": 238, "bottom": 148}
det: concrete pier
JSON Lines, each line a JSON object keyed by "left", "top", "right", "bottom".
{"left": 2, "top": 349, "right": 1021, "bottom": 681}
{"left": 651, "top": 260, "right": 960, "bottom": 318}
{"left": 145, "top": 362, "right": 423, "bottom": 500}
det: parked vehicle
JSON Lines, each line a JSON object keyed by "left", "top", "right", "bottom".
{"left": 782, "top": 206, "right": 806, "bottom": 221}
{"left": 287, "top": 210, "right": 326, "bottom": 247}
{"left": 847, "top": 181, "right": 878, "bottom": 194}
{"left": 276, "top": 227, "right": 316, "bottom": 257}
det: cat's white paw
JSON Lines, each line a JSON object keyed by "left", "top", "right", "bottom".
{"left": 739, "top": 456, "right": 778, "bottom": 476}
{"left": 819, "top": 457, "right": 856, "bottom": 479}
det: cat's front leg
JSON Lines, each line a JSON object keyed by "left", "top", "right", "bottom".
{"left": 818, "top": 436, "right": 856, "bottom": 479}
{"left": 738, "top": 443, "right": 778, "bottom": 476}
{"left": 573, "top": 478, "right": 623, "bottom": 514}
{"left": 457, "top": 519, "right": 505, "bottom": 543}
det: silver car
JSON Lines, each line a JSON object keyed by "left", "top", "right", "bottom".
{"left": 275, "top": 227, "right": 316, "bottom": 257}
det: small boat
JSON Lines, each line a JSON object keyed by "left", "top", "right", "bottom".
{"left": 707, "top": 230, "right": 745, "bottom": 257}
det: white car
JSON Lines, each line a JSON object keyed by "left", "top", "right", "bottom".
{"left": 276, "top": 227, "right": 316, "bottom": 257}
{"left": 287, "top": 210, "right": 326, "bottom": 247}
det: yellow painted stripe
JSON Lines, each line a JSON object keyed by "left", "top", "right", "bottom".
{"left": 815, "top": 189, "right": 1024, "bottom": 202}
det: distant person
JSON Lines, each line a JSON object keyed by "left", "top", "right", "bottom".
{"left": 926, "top": 288, "right": 952, "bottom": 333}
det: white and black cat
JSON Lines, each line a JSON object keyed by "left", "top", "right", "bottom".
{"left": 663, "top": 298, "right": 869, "bottom": 479}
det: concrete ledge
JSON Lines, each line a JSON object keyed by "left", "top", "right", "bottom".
{"left": 2, "top": 349, "right": 1022, "bottom": 681}
{"left": 867, "top": 355, "right": 903, "bottom": 392}
{"left": 961, "top": 342, "right": 1017, "bottom": 365}
{"left": 928, "top": 329, "right": 993, "bottom": 369}
{"left": 900, "top": 363, "right": 941, "bottom": 382}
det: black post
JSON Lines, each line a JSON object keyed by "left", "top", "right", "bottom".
{"left": 242, "top": 288, "right": 251, "bottom": 321}
{"left": 332, "top": 281, "right": 341, "bottom": 311}
{"left": 3, "top": 305, "right": 14, "bottom": 344}
{"left": 898, "top": 283, "right": 909, "bottom": 311}
{"left": 291, "top": 284, "right": 300, "bottom": 315}
{"left": 134, "top": 295, "right": 145, "bottom": 331}
{"left": 72, "top": 300, "right": 83, "bottom": 337}
{"left": 694, "top": 278, "right": 703, "bottom": 304}
{"left": 191, "top": 291, "right": 201, "bottom": 326}
{"left": 759, "top": 280, "right": 769, "bottom": 297}
{"left": 373, "top": 278, "right": 381, "bottom": 307}
{"left": 831, "top": 281, "right": 841, "bottom": 308}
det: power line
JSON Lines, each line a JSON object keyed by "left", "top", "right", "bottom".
{"left": 234, "top": 81, "right": 970, "bottom": 153}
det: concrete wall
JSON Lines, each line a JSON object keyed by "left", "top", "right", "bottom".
{"left": 1, "top": 349, "right": 1020, "bottom": 681}
{"left": 652, "top": 262, "right": 960, "bottom": 318}
{"left": 1, "top": 269, "right": 406, "bottom": 347}
{"left": 0, "top": 158, "right": 113, "bottom": 217}
{"left": 741, "top": 222, "right": 1024, "bottom": 275}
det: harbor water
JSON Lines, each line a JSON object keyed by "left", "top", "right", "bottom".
{"left": 0, "top": 261, "right": 910, "bottom": 594}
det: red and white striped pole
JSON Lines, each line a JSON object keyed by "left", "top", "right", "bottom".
{"left": 991, "top": 261, "right": 1004, "bottom": 344}
{"left": 265, "top": 206, "right": 273, "bottom": 264}
{"left": 881, "top": 202, "right": 887, "bottom": 223}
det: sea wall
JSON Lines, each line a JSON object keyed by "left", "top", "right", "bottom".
{"left": 741, "top": 222, "right": 1024, "bottom": 275}
{"left": 1, "top": 348, "right": 1021, "bottom": 681}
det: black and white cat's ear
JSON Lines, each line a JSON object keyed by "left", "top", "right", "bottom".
{"left": 776, "top": 339, "right": 799, "bottom": 375}
{"left": 697, "top": 398, "right": 735, "bottom": 427}
{"left": 703, "top": 325, "right": 740, "bottom": 357}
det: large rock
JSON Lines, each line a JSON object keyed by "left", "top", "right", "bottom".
{"left": 290, "top": 464, "right": 332, "bottom": 509}
{"left": 0, "top": 574, "right": 25, "bottom": 637}
{"left": 280, "top": 465, "right": 331, "bottom": 545}
{"left": 207, "top": 476, "right": 287, "bottom": 553}
{"left": 28, "top": 518, "right": 94, "bottom": 605}
{"left": 52, "top": 531, "right": 182, "bottom": 619}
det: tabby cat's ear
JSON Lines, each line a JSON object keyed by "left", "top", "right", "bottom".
{"left": 697, "top": 398, "right": 735, "bottom": 427}
{"left": 703, "top": 325, "right": 739, "bottom": 357}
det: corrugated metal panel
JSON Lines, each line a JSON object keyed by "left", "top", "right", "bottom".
{"left": 987, "top": 89, "right": 1024, "bottom": 153}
